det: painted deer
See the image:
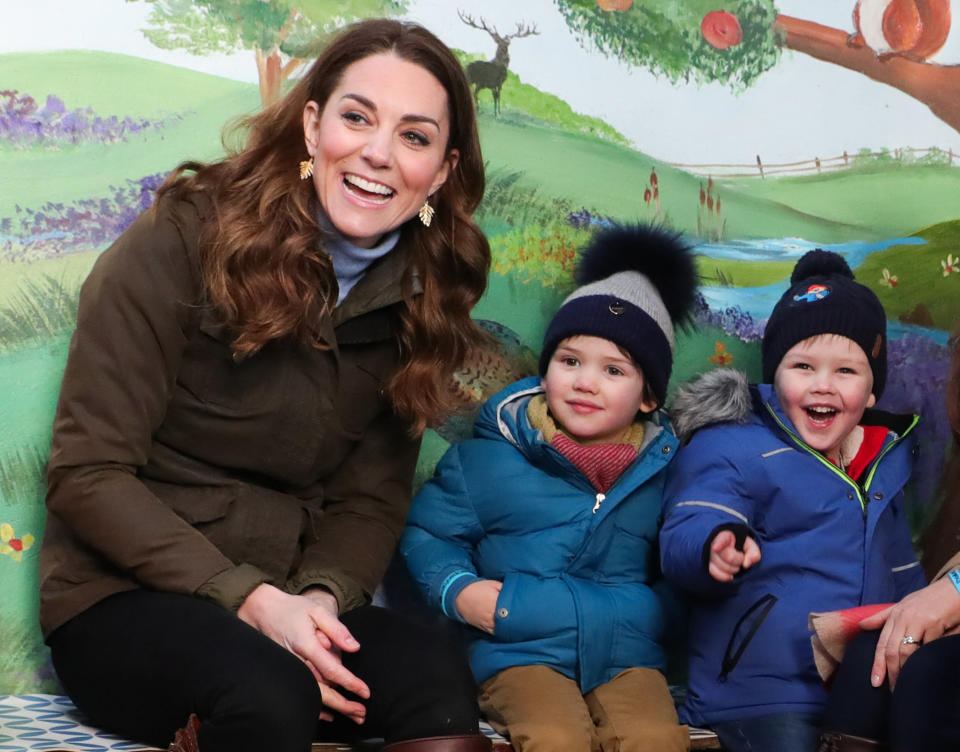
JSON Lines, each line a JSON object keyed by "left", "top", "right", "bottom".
{"left": 458, "top": 11, "right": 539, "bottom": 116}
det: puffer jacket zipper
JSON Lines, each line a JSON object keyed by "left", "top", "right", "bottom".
{"left": 763, "top": 404, "right": 918, "bottom": 517}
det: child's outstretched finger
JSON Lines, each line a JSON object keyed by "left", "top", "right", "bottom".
{"left": 707, "top": 531, "right": 740, "bottom": 581}
{"left": 711, "top": 530, "right": 736, "bottom": 556}
{"left": 741, "top": 537, "right": 762, "bottom": 570}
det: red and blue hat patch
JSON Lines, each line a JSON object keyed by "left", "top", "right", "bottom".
{"left": 793, "top": 284, "right": 830, "bottom": 303}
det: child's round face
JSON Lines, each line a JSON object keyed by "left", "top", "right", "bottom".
{"left": 773, "top": 334, "right": 876, "bottom": 463}
{"left": 541, "top": 335, "right": 657, "bottom": 445}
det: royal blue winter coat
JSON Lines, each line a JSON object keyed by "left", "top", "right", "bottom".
{"left": 660, "top": 370, "right": 926, "bottom": 726}
{"left": 401, "top": 376, "right": 679, "bottom": 693}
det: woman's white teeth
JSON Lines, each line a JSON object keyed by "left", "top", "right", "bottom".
{"left": 346, "top": 175, "right": 393, "bottom": 196}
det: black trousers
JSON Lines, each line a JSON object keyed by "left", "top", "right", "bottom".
{"left": 823, "top": 630, "right": 960, "bottom": 750}
{"left": 48, "top": 590, "right": 479, "bottom": 752}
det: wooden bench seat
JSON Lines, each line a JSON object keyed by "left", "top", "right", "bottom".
{"left": 0, "top": 694, "right": 722, "bottom": 750}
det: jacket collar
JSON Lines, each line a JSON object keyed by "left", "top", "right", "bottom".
{"left": 670, "top": 368, "right": 915, "bottom": 444}
{"left": 331, "top": 234, "right": 420, "bottom": 327}
{"left": 477, "top": 376, "right": 675, "bottom": 486}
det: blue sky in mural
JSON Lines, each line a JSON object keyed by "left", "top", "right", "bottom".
{"left": 4, "top": 0, "right": 960, "bottom": 162}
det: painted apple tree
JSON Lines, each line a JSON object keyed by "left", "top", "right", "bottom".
{"left": 555, "top": 0, "right": 960, "bottom": 133}
{"left": 127, "top": 0, "right": 409, "bottom": 107}
{"left": 554, "top": 0, "right": 782, "bottom": 91}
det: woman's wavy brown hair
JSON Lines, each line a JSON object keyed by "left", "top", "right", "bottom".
{"left": 158, "top": 18, "right": 490, "bottom": 434}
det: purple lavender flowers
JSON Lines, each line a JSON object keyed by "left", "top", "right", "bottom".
{"left": 1, "top": 90, "right": 183, "bottom": 149}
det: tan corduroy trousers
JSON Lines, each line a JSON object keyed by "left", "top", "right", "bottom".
{"left": 478, "top": 664, "right": 689, "bottom": 752}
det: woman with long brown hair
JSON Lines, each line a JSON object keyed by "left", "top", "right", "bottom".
{"left": 39, "top": 18, "right": 491, "bottom": 752}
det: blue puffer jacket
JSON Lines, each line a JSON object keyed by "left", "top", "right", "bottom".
{"left": 660, "top": 370, "right": 926, "bottom": 726}
{"left": 402, "top": 376, "right": 679, "bottom": 693}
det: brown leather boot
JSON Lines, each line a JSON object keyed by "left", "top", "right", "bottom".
{"left": 818, "top": 731, "right": 888, "bottom": 752}
{"left": 167, "top": 714, "right": 201, "bottom": 752}
{"left": 380, "top": 734, "right": 494, "bottom": 751}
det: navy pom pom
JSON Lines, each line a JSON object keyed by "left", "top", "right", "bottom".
{"left": 790, "top": 249, "right": 853, "bottom": 284}
{"left": 575, "top": 223, "right": 698, "bottom": 325}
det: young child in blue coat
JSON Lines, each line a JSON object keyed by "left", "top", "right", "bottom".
{"left": 402, "top": 225, "right": 698, "bottom": 752}
{"left": 659, "top": 250, "right": 926, "bottom": 752}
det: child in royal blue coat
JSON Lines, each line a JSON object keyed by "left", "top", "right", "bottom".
{"left": 402, "top": 225, "right": 697, "bottom": 752}
{"left": 660, "top": 251, "right": 926, "bottom": 752}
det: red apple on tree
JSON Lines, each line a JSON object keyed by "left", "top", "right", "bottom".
{"left": 597, "top": 0, "right": 633, "bottom": 10}
{"left": 701, "top": 10, "right": 743, "bottom": 49}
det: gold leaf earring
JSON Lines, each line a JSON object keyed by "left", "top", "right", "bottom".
{"left": 298, "top": 156, "right": 314, "bottom": 180}
{"left": 418, "top": 199, "right": 435, "bottom": 227}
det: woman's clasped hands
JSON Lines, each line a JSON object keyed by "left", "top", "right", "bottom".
{"left": 238, "top": 583, "right": 369, "bottom": 724}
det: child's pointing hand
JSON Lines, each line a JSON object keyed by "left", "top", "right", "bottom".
{"left": 708, "top": 529, "right": 761, "bottom": 582}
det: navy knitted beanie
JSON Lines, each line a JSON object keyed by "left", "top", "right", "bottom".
{"left": 539, "top": 224, "right": 698, "bottom": 405}
{"left": 761, "top": 249, "right": 887, "bottom": 398}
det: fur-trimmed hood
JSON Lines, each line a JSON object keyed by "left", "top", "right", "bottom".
{"left": 669, "top": 368, "right": 752, "bottom": 444}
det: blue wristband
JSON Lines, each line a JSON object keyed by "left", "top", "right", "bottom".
{"left": 947, "top": 568, "right": 960, "bottom": 598}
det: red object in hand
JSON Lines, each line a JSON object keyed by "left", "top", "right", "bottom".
{"left": 701, "top": 10, "right": 743, "bottom": 49}
{"left": 808, "top": 603, "right": 894, "bottom": 683}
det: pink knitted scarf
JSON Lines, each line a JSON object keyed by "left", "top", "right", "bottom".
{"left": 550, "top": 433, "right": 639, "bottom": 493}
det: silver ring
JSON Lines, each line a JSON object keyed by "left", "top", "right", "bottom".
{"left": 901, "top": 635, "right": 919, "bottom": 645}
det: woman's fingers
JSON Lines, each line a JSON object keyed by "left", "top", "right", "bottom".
{"left": 875, "top": 613, "right": 921, "bottom": 689}
{"left": 867, "top": 577, "right": 960, "bottom": 687}
{"left": 241, "top": 586, "right": 370, "bottom": 705}
{"left": 308, "top": 603, "right": 361, "bottom": 655}
{"left": 318, "top": 681, "right": 366, "bottom": 724}
{"left": 871, "top": 607, "right": 899, "bottom": 687}
{"left": 888, "top": 634, "right": 921, "bottom": 690}
{"left": 299, "top": 640, "right": 370, "bottom": 700}
{"left": 859, "top": 605, "right": 893, "bottom": 632}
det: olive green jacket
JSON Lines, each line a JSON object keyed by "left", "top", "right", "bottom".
{"left": 39, "top": 194, "right": 421, "bottom": 637}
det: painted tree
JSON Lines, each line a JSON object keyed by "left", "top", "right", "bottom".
{"left": 554, "top": 0, "right": 960, "bottom": 133}
{"left": 554, "top": 0, "right": 781, "bottom": 91}
{"left": 128, "top": 0, "right": 409, "bottom": 107}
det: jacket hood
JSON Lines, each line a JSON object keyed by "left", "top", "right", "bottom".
{"left": 475, "top": 376, "right": 674, "bottom": 458}
{"left": 474, "top": 376, "right": 544, "bottom": 450}
{"left": 669, "top": 368, "right": 752, "bottom": 443}
{"left": 669, "top": 368, "right": 917, "bottom": 446}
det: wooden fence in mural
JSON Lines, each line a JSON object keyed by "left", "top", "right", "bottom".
{"left": 668, "top": 146, "right": 959, "bottom": 178}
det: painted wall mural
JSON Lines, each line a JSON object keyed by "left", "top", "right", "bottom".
{"left": 2, "top": 0, "right": 959, "bottom": 693}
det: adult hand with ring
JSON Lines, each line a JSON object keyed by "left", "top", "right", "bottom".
{"left": 860, "top": 576, "right": 960, "bottom": 689}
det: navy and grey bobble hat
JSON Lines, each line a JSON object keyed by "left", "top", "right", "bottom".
{"left": 539, "top": 224, "right": 698, "bottom": 406}
{"left": 761, "top": 249, "right": 887, "bottom": 398}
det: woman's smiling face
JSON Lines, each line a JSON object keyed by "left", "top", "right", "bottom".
{"left": 302, "top": 52, "right": 457, "bottom": 248}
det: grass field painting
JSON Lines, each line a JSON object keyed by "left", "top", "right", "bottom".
{"left": 2, "top": 0, "right": 960, "bottom": 693}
